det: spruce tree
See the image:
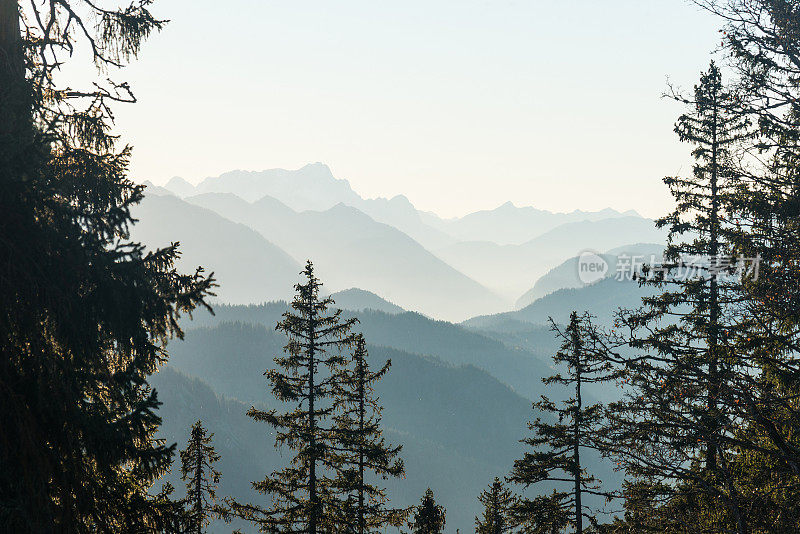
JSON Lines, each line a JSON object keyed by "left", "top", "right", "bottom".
{"left": 0, "top": 1, "right": 214, "bottom": 531}
{"left": 608, "top": 62, "right": 753, "bottom": 533}
{"left": 330, "top": 334, "right": 407, "bottom": 533}
{"left": 474, "top": 477, "right": 517, "bottom": 534}
{"left": 509, "top": 312, "right": 619, "bottom": 533}
{"left": 661, "top": 60, "right": 750, "bottom": 471}
{"left": 409, "top": 488, "right": 446, "bottom": 534}
{"left": 180, "top": 421, "right": 225, "bottom": 533}
{"left": 238, "top": 261, "right": 356, "bottom": 533}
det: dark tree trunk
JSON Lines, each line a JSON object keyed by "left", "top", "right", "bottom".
{"left": 358, "top": 357, "right": 365, "bottom": 534}
{"left": 194, "top": 440, "right": 204, "bottom": 534}
{"left": 308, "top": 333, "right": 317, "bottom": 534}
{"left": 0, "top": 0, "right": 24, "bottom": 141}
{"left": 707, "top": 97, "right": 720, "bottom": 473}
{"left": 573, "top": 329, "right": 583, "bottom": 534}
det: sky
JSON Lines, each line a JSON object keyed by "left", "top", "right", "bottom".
{"left": 99, "top": 0, "right": 723, "bottom": 218}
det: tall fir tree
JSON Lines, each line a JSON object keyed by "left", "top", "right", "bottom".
{"left": 409, "top": 488, "right": 446, "bottom": 534}
{"left": 237, "top": 261, "right": 357, "bottom": 533}
{"left": 474, "top": 477, "right": 517, "bottom": 534}
{"left": 180, "top": 421, "right": 226, "bottom": 533}
{"left": 330, "top": 334, "right": 407, "bottom": 533}
{"left": 661, "top": 60, "right": 750, "bottom": 471}
{"left": 609, "top": 62, "right": 754, "bottom": 534}
{"left": 509, "top": 312, "right": 619, "bottom": 534}
{"left": 0, "top": 1, "right": 214, "bottom": 531}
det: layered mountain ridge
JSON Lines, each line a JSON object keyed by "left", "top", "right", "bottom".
{"left": 144, "top": 162, "right": 660, "bottom": 321}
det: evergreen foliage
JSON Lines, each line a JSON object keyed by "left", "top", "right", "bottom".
{"left": 162, "top": 316, "right": 538, "bottom": 530}
{"left": 607, "top": 61, "right": 753, "bottom": 532}
{"left": 663, "top": 60, "right": 750, "bottom": 471}
{"left": 474, "top": 477, "right": 517, "bottom": 534}
{"left": 180, "top": 420, "right": 226, "bottom": 533}
{"left": 8, "top": 0, "right": 800, "bottom": 532}
{"left": 699, "top": 1, "right": 800, "bottom": 494}
{"left": 601, "top": 7, "right": 800, "bottom": 530}
{"left": 509, "top": 312, "right": 619, "bottom": 533}
{"left": 692, "top": 3, "right": 800, "bottom": 529}
{"left": 236, "top": 261, "right": 357, "bottom": 533}
{"left": 331, "top": 334, "right": 408, "bottom": 533}
{"left": 410, "top": 488, "right": 447, "bottom": 534}
{"left": 0, "top": 1, "right": 214, "bottom": 531}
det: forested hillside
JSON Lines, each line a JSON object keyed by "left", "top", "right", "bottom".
{"left": 157, "top": 310, "right": 619, "bottom": 531}
{"left": 183, "top": 303, "right": 557, "bottom": 401}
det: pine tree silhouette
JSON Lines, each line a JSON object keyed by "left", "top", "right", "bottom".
{"left": 509, "top": 312, "right": 619, "bottom": 533}
{"left": 236, "top": 261, "right": 356, "bottom": 533}
{"left": 180, "top": 421, "right": 226, "bottom": 533}
{"left": 331, "top": 334, "right": 407, "bottom": 533}
{"left": 0, "top": 2, "right": 213, "bottom": 531}
{"left": 609, "top": 62, "right": 753, "bottom": 533}
{"left": 661, "top": 60, "right": 749, "bottom": 471}
{"left": 409, "top": 488, "right": 446, "bottom": 534}
{"left": 475, "top": 477, "right": 517, "bottom": 534}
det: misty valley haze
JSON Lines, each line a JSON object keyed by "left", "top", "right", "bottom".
{"left": 140, "top": 163, "right": 664, "bottom": 321}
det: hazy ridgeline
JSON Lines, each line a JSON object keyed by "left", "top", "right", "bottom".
{"left": 138, "top": 170, "right": 665, "bottom": 322}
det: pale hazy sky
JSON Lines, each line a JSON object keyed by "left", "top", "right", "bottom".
{"left": 106, "top": 0, "right": 723, "bottom": 218}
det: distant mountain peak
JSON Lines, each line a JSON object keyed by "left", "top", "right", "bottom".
{"left": 187, "top": 165, "right": 360, "bottom": 210}
{"left": 142, "top": 181, "right": 174, "bottom": 196}
{"left": 164, "top": 176, "right": 196, "bottom": 197}
{"left": 388, "top": 194, "right": 413, "bottom": 205}
{"left": 329, "top": 288, "right": 405, "bottom": 314}
{"left": 166, "top": 175, "right": 192, "bottom": 186}
{"left": 328, "top": 201, "right": 364, "bottom": 214}
{"left": 298, "top": 161, "right": 337, "bottom": 179}
{"left": 303, "top": 161, "right": 332, "bottom": 170}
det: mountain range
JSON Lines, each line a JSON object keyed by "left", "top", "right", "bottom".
{"left": 164, "top": 164, "right": 455, "bottom": 250}
{"left": 424, "top": 200, "right": 642, "bottom": 245}
{"left": 163, "top": 163, "right": 642, "bottom": 247}
{"left": 181, "top": 192, "right": 506, "bottom": 321}
{"left": 514, "top": 242, "right": 666, "bottom": 309}
{"left": 144, "top": 163, "right": 663, "bottom": 320}
{"left": 433, "top": 218, "right": 667, "bottom": 300}
{"left": 130, "top": 194, "right": 302, "bottom": 304}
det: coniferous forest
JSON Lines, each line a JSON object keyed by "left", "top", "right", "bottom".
{"left": 4, "top": 0, "right": 800, "bottom": 533}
